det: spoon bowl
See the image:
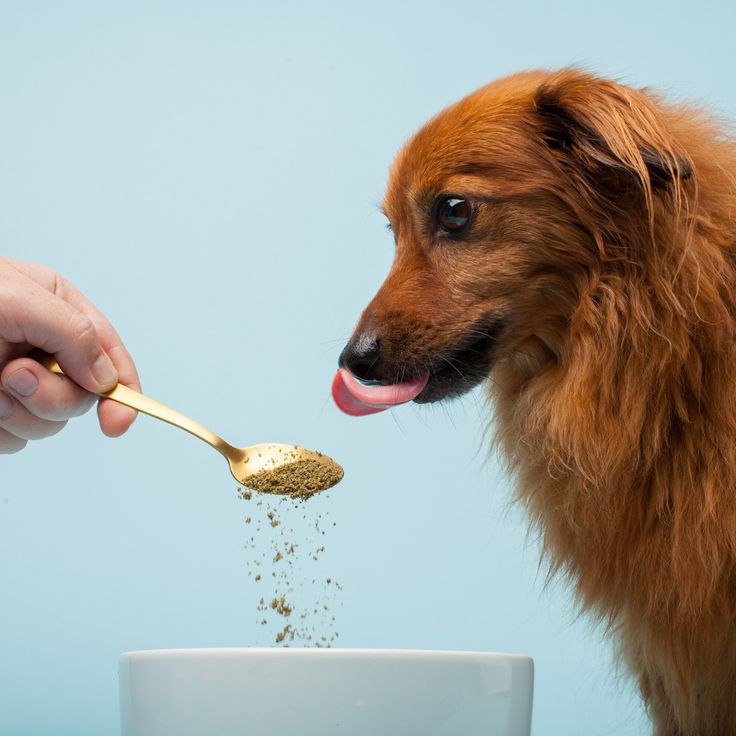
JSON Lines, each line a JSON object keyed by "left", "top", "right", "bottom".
{"left": 36, "top": 353, "right": 344, "bottom": 497}
{"left": 224, "top": 442, "right": 344, "bottom": 498}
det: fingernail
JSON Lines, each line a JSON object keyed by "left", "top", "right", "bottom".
{"left": 91, "top": 353, "right": 118, "bottom": 388}
{"left": 0, "top": 391, "right": 12, "bottom": 418}
{"left": 6, "top": 368, "right": 38, "bottom": 397}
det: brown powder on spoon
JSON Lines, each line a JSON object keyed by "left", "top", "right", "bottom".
{"left": 245, "top": 459, "right": 343, "bottom": 500}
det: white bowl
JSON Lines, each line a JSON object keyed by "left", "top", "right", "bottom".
{"left": 119, "top": 647, "right": 533, "bottom": 736}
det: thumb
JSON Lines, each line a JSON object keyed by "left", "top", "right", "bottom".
{"left": 59, "top": 342, "right": 119, "bottom": 394}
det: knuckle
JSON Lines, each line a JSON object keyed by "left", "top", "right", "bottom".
{"left": 51, "top": 269, "right": 67, "bottom": 295}
{"left": 68, "top": 312, "right": 97, "bottom": 346}
{"left": 46, "top": 391, "right": 74, "bottom": 417}
{"left": 48, "top": 387, "right": 95, "bottom": 419}
{"left": 20, "top": 373, "right": 93, "bottom": 420}
{"left": 42, "top": 392, "right": 77, "bottom": 420}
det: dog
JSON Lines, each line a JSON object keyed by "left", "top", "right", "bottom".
{"left": 331, "top": 69, "right": 736, "bottom": 735}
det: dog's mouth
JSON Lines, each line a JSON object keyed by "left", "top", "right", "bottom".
{"left": 415, "top": 318, "right": 503, "bottom": 403}
{"left": 332, "top": 318, "right": 503, "bottom": 416}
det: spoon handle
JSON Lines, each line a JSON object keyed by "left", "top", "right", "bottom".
{"left": 35, "top": 353, "right": 238, "bottom": 458}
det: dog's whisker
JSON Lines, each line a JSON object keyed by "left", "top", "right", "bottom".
{"left": 389, "top": 407, "right": 407, "bottom": 435}
{"left": 433, "top": 353, "right": 467, "bottom": 380}
{"left": 317, "top": 334, "right": 354, "bottom": 348}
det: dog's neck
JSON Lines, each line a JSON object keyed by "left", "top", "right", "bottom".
{"left": 488, "top": 215, "right": 736, "bottom": 626}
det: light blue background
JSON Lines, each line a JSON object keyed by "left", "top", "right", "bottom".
{"left": 0, "top": 1, "right": 734, "bottom": 734}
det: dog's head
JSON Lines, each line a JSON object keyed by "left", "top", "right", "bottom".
{"left": 333, "top": 69, "right": 693, "bottom": 416}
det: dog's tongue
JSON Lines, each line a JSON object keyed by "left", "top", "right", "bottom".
{"left": 332, "top": 368, "right": 429, "bottom": 416}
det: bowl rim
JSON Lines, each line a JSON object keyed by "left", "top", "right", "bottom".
{"left": 120, "top": 647, "right": 533, "bottom": 664}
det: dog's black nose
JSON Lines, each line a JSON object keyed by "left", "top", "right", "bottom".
{"left": 339, "top": 333, "right": 382, "bottom": 382}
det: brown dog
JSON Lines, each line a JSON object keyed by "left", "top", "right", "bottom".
{"left": 332, "top": 69, "right": 736, "bottom": 735}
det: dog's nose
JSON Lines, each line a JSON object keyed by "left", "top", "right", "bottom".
{"left": 338, "top": 332, "right": 383, "bottom": 382}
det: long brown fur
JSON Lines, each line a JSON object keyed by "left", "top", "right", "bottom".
{"left": 350, "top": 69, "right": 736, "bottom": 734}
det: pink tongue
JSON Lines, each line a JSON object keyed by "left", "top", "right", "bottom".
{"left": 332, "top": 368, "right": 429, "bottom": 417}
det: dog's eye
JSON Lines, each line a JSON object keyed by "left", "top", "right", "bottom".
{"left": 436, "top": 197, "right": 471, "bottom": 234}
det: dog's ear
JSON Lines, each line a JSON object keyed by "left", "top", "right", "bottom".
{"left": 534, "top": 74, "right": 692, "bottom": 191}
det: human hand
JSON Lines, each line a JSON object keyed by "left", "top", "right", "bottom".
{"left": 0, "top": 258, "right": 139, "bottom": 453}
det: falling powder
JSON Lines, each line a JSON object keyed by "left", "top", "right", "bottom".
{"left": 237, "top": 485, "right": 341, "bottom": 646}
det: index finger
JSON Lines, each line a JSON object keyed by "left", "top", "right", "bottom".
{"left": 11, "top": 263, "right": 142, "bottom": 390}
{"left": 0, "top": 262, "right": 117, "bottom": 392}
{"left": 53, "top": 277, "right": 141, "bottom": 436}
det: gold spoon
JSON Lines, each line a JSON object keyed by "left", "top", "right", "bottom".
{"left": 35, "top": 353, "right": 344, "bottom": 497}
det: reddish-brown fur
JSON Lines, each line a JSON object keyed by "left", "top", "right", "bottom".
{"left": 357, "top": 70, "right": 736, "bottom": 734}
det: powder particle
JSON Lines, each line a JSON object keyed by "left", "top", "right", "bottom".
{"left": 245, "top": 459, "right": 343, "bottom": 500}
{"left": 271, "top": 595, "right": 292, "bottom": 617}
{"left": 267, "top": 511, "right": 281, "bottom": 528}
{"left": 276, "top": 624, "right": 295, "bottom": 643}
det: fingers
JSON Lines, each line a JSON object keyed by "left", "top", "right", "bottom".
{"left": 1, "top": 356, "right": 97, "bottom": 427}
{"left": 51, "top": 274, "right": 141, "bottom": 389}
{"left": 0, "top": 261, "right": 119, "bottom": 394}
{"left": 33, "top": 269, "right": 141, "bottom": 437}
{"left": 0, "top": 376, "right": 65, "bottom": 452}
{"left": 96, "top": 400, "right": 136, "bottom": 438}
{"left": 0, "top": 389, "right": 68, "bottom": 441}
{"left": 0, "top": 354, "right": 137, "bottom": 448}
{"left": 0, "top": 356, "right": 97, "bottom": 454}
{"left": 0, "top": 259, "right": 141, "bottom": 438}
